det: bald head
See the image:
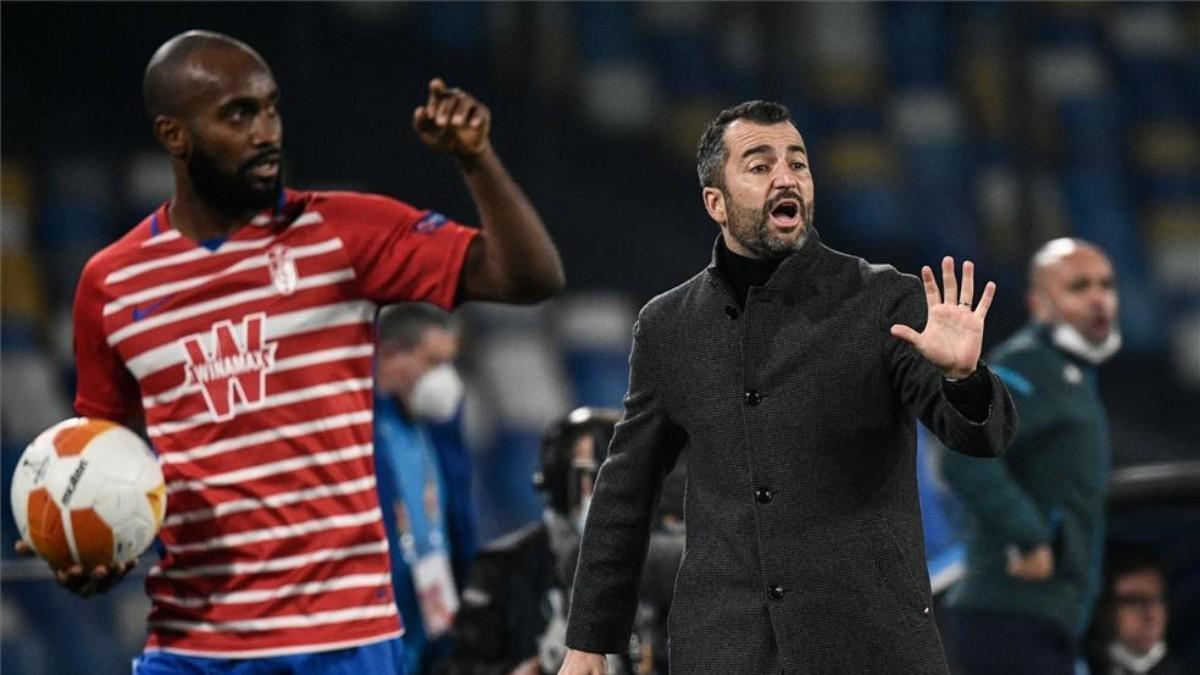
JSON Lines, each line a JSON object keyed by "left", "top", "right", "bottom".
{"left": 1028, "top": 238, "right": 1118, "bottom": 345}
{"left": 1029, "top": 238, "right": 1107, "bottom": 291}
{"left": 143, "top": 30, "right": 266, "bottom": 119}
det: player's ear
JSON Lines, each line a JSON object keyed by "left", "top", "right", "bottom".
{"left": 153, "top": 116, "right": 189, "bottom": 159}
{"left": 702, "top": 186, "right": 726, "bottom": 225}
{"left": 1028, "top": 288, "right": 1052, "bottom": 323}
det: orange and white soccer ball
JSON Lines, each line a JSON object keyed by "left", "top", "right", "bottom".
{"left": 9, "top": 417, "right": 166, "bottom": 571}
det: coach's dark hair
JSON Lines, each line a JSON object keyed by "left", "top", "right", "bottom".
{"left": 377, "top": 303, "right": 456, "bottom": 352}
{"left": 696, "top": 100, "right": 792, "bottom": 189}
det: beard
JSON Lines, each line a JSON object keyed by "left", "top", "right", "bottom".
{"left": 724, "top": 189, "right": 813, "bottom": 260}
{"left": 187, "top": 143, "right": 282, "bottom": 214}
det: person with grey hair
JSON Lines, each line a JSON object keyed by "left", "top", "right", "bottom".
{"left": 559, "top": 100, "right": 1016, "bottom": 674}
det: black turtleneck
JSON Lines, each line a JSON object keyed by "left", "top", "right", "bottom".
{"left": 716, "top": 238, "right": 783, "bottom": 309}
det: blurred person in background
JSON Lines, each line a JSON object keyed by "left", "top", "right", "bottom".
{"left": 560, "top": 100, "right": 1016, "bottom": 675}
{"left": 940, "top": 239, "right": 1120, "bottom": 675}
{"left": 1086, "top": 548, "right": 1181, "bottom": 675}
{"left": 21, "top": 29, "right": 564, "bottom": 675}
{"left": 375, "top": 303, "right": 477, "bottom": 675}
{"left": 440, "top": 407, "right": 683, "bottom": 675}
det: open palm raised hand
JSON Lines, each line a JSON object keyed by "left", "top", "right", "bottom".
{"left": 889, "top": 257, "right": 996, "bottom": 380}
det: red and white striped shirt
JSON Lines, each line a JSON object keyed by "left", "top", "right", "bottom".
{"left": 72, "top": 189, "right": 478, "bottom": 658}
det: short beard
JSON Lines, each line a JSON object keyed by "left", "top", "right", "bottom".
{"left": 188, "top": 144, "right": 281, "bottom": 215}
{"left": 723, "top": 189, "right": 812, "bottom": 260}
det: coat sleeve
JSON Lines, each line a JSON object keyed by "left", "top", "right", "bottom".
{"left": 939, "top": 360, "right": 1053, "bottom": 549}
{"left": 882, "top": 274, "right": 1017, "bottom": 458}
{"left": 565, "top": 315, "right": 686, "bottom": 654}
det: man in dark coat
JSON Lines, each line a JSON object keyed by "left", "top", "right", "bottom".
{"left": 558, "top": 101, "right": 1017, "bottom": 675}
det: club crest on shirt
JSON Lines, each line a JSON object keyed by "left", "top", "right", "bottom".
{"left": 267, "top": 244, "right": 299, "bottom": 296}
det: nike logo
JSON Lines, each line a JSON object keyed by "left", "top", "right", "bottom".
{"left": 132, "top": 297, "right": 171, "bottom": 321}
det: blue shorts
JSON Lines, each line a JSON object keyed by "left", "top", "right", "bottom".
{"left": 132, "top": 638, "right": 406, "bottom": 674}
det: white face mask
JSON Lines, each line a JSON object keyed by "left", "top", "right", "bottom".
{"left": 1051, "top": 322, "right": 1122, "bottom": 365}
{"left": 408, "top": 364, "right": 464, "bottom": 422}
{"left": 573, "top": 495, "right": 592, "bottom": 535}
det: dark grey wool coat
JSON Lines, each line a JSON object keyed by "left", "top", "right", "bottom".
{"left": 565, "top": 231, "right": 1016, "bottom": 674}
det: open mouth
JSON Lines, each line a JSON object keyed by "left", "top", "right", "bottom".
{"left": 768, "top": 199, "right": 802, "bottom": 229}
{"left": 244, "top": 151, "right": 282, "bottom": 181}
{"left": 249, "top": 159, "right": 280, "bottom": 180}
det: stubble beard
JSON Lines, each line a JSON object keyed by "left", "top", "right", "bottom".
{"left": 724, "top": 190, "right": 813, "bottom": 261}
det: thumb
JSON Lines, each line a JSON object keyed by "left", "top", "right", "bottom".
{"left": 889, "top": 324, "right": 921, "bottom": 346}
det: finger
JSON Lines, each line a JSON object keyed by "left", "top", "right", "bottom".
{"left": 468, "top": 105, "right": 487, "bottom": 128}
{"left": 434, "top": 95, "right": 460, "bottom": 127}
{"left": 889, "top": 324, "right": 921, "bottom": 346}
{"left": 941, "top": 256, "right": 958, "bottom": 305}
{"left": 960, "top": 260, "right": 975, "bottom": 307}
{"left": 96, "top": 564, "right": 128, "bottom": 594}
{"left": 974, "top": 281, "right": 997, "bottom": 319}
{"left": 58, "top": 565, "right": 87, "bottom": 592}
{"left": 426, "top": 78, "right": 446, "bottom": 111}
{"left": 14, "top": 540, "right": 33, "bottom": 556}
{"left": 921, "top": 266, "right": 940, "bottom": 309}
{"left": 413, "top": 106, "right": 430, "bottom": 133}
{"left": 450, "top": 101, "right": 476, "bottom": 127}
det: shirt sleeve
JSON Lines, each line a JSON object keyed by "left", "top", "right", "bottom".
{"left": 330, "top": 193, "right": 479, "bottom": 310}
{"left": 73, "top": 259, "right": 141, "bottom": 422}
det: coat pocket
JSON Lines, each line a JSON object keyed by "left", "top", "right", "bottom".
{"left": 667, "top": 544, "right": 710, "bottom": 639}
{"left": 849, "top": 516, "right": 929, "bottom": 617}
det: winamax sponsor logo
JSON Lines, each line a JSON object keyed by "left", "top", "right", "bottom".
{"left": 181, "top": 313, "right": 279, "bottom": 421}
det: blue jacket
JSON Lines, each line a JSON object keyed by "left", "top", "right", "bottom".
{"left": 375, "top": 394, "right": 476, "bottom": 673}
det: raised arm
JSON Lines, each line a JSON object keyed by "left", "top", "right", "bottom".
{"left": 885, "top": 257, "right": 1017, "bottom": 457}
{"left": 412, "top": 78, "right": 565, "bottom": 304}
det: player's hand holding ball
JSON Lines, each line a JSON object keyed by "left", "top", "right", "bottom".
{"left": 10, "top": 417, "right": 166, "bottom": 597}
{"left": 413, "top": 78, "right": 492, "bottom": 158}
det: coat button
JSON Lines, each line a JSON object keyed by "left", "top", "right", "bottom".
{"left": 755, "top": 487, "right": 774, "bottom": 504}
{"left": 743, "top": 390, "right": 761, "bottom": 406}
{"left": 724, "top": 305, "right": 739, "bottom": 320}
{"left": 768, "top": 586, "right": 786, "bottom": 600}
{"left": 922, "top": 606, "right": 931, "bottom": 617}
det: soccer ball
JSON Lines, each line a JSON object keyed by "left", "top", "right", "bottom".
{"left": 10, "top": 417, "right": 166, "bottom": 571}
